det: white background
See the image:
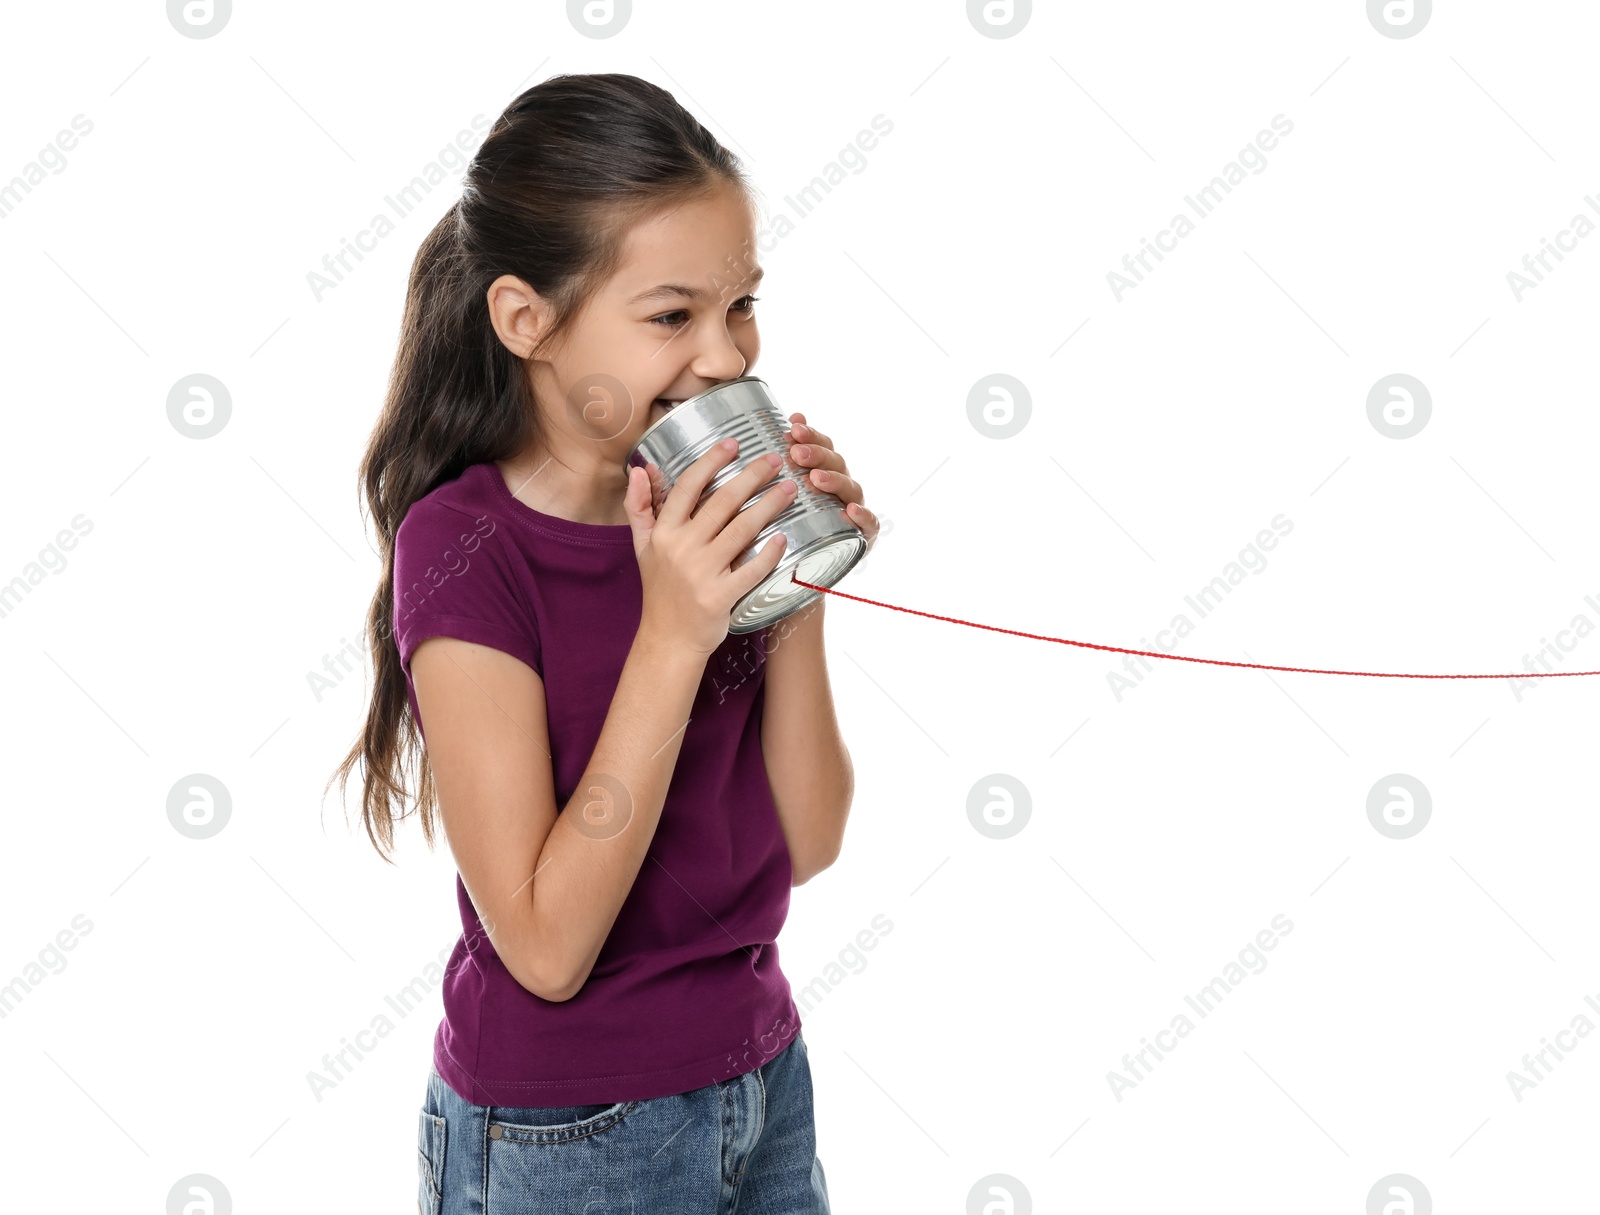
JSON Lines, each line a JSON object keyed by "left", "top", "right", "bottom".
{"left": 2, "top": 1, "right": 1597, "bottom": 1211}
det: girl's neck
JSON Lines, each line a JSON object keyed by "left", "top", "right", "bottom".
{"left": 496, "top": 448, "right": 629, "bottom": 527}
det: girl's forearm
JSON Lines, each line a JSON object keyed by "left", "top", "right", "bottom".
{"left": 527, "top": 624, "right": 708, "bottom": 999}
{"left": 761, "top": 599, "right": 854, "bottom": 883}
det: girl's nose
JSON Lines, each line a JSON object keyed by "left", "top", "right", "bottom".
{"left": 690, "top": 326, "right": 747, "bottom": 383}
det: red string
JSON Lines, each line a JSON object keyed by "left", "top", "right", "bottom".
{"left": 791, "top": 578, "right": 1600, "bottom": 681}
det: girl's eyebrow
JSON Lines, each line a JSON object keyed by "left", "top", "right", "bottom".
{"left": 629, "top": 266, "right": 765, "bottom": 305}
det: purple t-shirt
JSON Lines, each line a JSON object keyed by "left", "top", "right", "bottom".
{"left": 392, "top": 461, "right": 800, "bottom": 1106}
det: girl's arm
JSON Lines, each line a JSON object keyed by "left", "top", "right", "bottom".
{"left": 760, "top": 598, "right": 854, "bottom": 885}
{"left": 412, "top": 624, "right": 708, "bottom": 1002}
{"left": 410, "top": 448, "right": 795, "bottom": 1001}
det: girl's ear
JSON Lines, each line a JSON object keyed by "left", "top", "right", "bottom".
{"left": 484, "top": 273, "right": 550, "bottom": 358}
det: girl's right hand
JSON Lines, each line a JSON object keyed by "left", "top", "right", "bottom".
{"left": 625, "top": 440, "right": 797, "bottom": 655}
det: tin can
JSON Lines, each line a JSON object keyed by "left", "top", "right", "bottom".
{"left": 625, "top": 376, "right": 867, "bottom": 634}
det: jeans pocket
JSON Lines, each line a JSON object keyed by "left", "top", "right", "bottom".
{"left": 487, "top": 1097, "right": 664, "bottom": 1212}
{"left": 487, "top": 1100, "right": 639, "bottom": 1145}
{"left": 417, "top": 1110, "right": 446, "bottom": 1215}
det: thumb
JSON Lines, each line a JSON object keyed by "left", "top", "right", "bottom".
{"left": 623, "top": 465, "right": 656, "bottom": 557}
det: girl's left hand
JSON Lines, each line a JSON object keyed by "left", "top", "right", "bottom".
{"left": 782, "top": 413, "right": 880, "bottom": 555}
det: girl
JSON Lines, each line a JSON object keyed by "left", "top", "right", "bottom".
{"left": 327, "top": 73, "right": 880, "bottom": 1213}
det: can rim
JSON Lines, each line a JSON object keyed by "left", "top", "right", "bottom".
{"left": 627, "top": 375, "right": 769, "bottom": 461}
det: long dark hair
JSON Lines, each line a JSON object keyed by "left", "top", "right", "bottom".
{"left": 326, "top": 73, "right": 753, "bottom": 863}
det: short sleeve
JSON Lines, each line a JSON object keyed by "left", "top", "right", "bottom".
{"left": 392, "top": 498, "right": 543, "bottom": 679}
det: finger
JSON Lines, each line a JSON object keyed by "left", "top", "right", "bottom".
{"left": 643, "top": 460, "right": 668, "bottom": 514}
{"left": 845, "top": 500, "right": 878, "bottom": 544}
{"left": 657, "top": 439, "right": 739, "bottom": 528}
{"left": 728, "top": 516, "right": 792, "bottom": 598}
{"left": 793, "top": 422, "right": 833, "bottom": 451}
{"left": 691, "top": 449, "right": 787, "bottom": 542}
{"left": 789, "top": 442, "right": 846, "bottom": 475}
{"left": 789, "top": 419, "right": 829, "bottom": 446}
{"left": 809, "top": 468, "right": 858, "bottom": 500}
{"left": 623, "top": 466, "right": 657, "bottom": 555}
{"left": 712, "top": 474, "right": 798, "bottom": 569}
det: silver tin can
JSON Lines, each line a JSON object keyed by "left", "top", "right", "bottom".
{"left": 625, "top": 376, "right": 867, "bottom": 634}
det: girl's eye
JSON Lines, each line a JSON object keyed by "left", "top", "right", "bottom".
{"left": 650, "top": 295, "right": 760, "bottom": 328}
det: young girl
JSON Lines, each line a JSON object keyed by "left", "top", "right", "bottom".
{"left": 328, "top": 73, "right": 879, "bottom": 1213}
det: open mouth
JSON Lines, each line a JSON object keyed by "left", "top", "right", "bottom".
{"left": 653, "top": 398, "right": 682, "bottom": 411}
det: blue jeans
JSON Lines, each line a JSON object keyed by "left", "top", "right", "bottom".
{"left": 417, "top": 1030, "right": 830, "bottom": 1214}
